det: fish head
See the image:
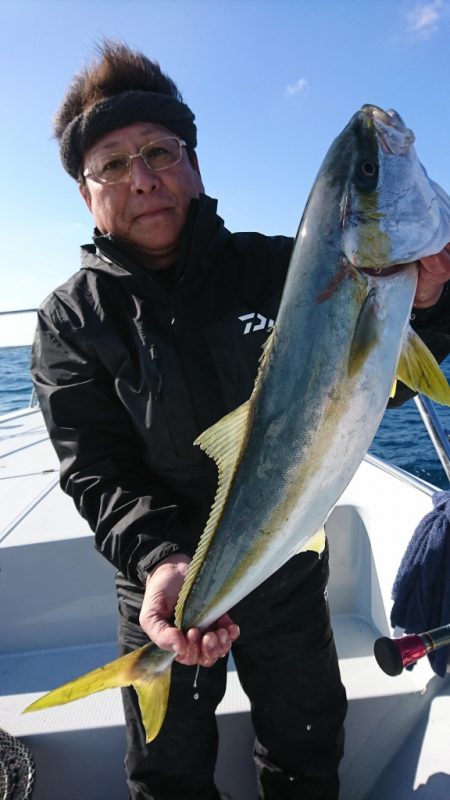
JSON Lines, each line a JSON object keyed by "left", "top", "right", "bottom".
{"left": 335, "top": 104, "right": 450, "bottom": 270}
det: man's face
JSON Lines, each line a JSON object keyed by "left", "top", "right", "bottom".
{"left": 80, "top": 121, "right": 204, "bottom": 268}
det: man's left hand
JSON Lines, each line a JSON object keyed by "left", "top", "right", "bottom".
{"left": 414, "top": 242, "right": 450, "bottom": 309}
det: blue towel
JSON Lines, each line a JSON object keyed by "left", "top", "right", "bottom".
{"left": 391, "top": 490, "right": 450, "bottom": 677}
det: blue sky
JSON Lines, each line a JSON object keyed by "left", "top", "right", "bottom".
{"left": 1, "top": 0, "right": 449, "bottom": 310}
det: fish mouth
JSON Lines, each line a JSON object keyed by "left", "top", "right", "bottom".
{"left": 361, "top": 105, "right": 404, "bottom": 127}
{"left": 359, "top": 261, "right": 418, "bottom": 277}
{"left": 360, "top": 105, "right": 415, "bottom": 155}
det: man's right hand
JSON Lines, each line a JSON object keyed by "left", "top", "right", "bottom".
{"left": 139, "top": 554, "right": 240, "bottom": 666}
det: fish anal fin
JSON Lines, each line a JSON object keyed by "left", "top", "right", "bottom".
{"left": 348, "top": 288, "right": 382, "bottom": 377}
{"left": 397, "top": 328, "right": 450, "bottom": 405}
{"left": 135, "top": 669, "right": 172, "bottom": 743}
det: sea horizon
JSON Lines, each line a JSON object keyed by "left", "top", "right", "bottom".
{"left": 1, "top": 345, "right": 450, "bottom": 490}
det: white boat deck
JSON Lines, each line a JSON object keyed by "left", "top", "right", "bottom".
{"left": 1, "top": 407, "right": 449, "bottom": 799}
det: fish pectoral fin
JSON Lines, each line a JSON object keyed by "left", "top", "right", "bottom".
{"left": 348, "top": 288, "right": 382, "bottom": 377}
{"left": 134, "top": 669, "right": 172, "bottom": 743}
{"left": 297, "top": 527, "right": 326, "bottom": 554}
{"left": 395, "top": 327, "right": 450, "bottom": 405}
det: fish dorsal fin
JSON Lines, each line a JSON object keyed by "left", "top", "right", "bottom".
{"left": 174, "top": 331, "right": 275, "bottom": 627}
{"left": 174, "top": 398, "right": 253, "bottom": 627}
{"left": 396, "top": 327, "right": 450, "bottom": 404}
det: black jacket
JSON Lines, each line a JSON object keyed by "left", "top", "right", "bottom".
{"left": 31, "top": 194, "right": 450, "bottom": 588}
{"left": 31, "top": 195, "right": 291, "bottom": 588}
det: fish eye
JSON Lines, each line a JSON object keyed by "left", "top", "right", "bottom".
{"left": 361, "top": 160, "right": 377, "bottom": 177}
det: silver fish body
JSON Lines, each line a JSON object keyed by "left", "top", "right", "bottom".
{"left": 180, "top": 105, "right": 450, "bottom": 630}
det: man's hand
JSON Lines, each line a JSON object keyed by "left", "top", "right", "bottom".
{"left": 139, "top": 554, "right": 240, "bottom": 666}
{"left": 414, "top": 242, "right": 450, "bottom": 309}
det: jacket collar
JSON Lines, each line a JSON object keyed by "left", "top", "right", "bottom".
{"left": 80, "top": 193, "right": 229, "bottom": 299}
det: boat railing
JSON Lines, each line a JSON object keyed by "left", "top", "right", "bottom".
{"left": 365, "top": 452, "right": 436, "bottom": 495}
{"left": 413, "top": 394, "right": 450, "bottom": 483}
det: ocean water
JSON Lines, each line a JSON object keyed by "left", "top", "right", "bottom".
{"left": 0, "top": 347, "right": 34, "bottom": 415}
{"left": 1, "top": 346, "right": 450, "bottom": 489}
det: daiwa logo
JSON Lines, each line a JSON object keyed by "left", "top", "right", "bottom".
{"left": 239, "top": 312, "right": 274, "bottom": 335}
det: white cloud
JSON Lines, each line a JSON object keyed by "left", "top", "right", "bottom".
{"left": 406, "top": 0, "right": 444, "bottom": 38}
{"left": 285, "top": 78, "right": 309, "bottom": 96}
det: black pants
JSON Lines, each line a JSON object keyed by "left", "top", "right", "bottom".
{"left": 117, "top": 545, "right": 347, "bottom": 800}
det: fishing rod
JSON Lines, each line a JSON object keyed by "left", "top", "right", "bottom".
{"left": 374, "top": 624, "right": 450, "bottom": 676}
{"left": 373, "top": 397, "right": 450, "bottom": 678}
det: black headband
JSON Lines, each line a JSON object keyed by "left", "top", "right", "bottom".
{"left": 59, "top": 90, "right": 197, "bottom": 179}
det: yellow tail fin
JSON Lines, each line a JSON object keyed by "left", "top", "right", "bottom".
{"left": 134, "top": 673, "right": 171, "bottom": 743}
{"left": 23, "top": 643, "right": 173, "bottom": 743}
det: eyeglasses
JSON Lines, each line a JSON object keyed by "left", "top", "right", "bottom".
{"left": 82, "top": 136, "right": 187, "bottom": 184}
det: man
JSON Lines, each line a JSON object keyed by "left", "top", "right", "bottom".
{"left": 31, "top": 41, "right": 450, "bottom": 800}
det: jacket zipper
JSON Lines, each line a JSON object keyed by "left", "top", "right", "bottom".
{"left": 150, "top": 341, "right": 182, "bottom": 457}
{"left": 149, "top": 345, "right": 163, "bottom": 400}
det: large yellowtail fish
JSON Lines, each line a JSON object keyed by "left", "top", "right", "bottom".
{"left": 25, "top": 105, "right": 450, "bottom": 741}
